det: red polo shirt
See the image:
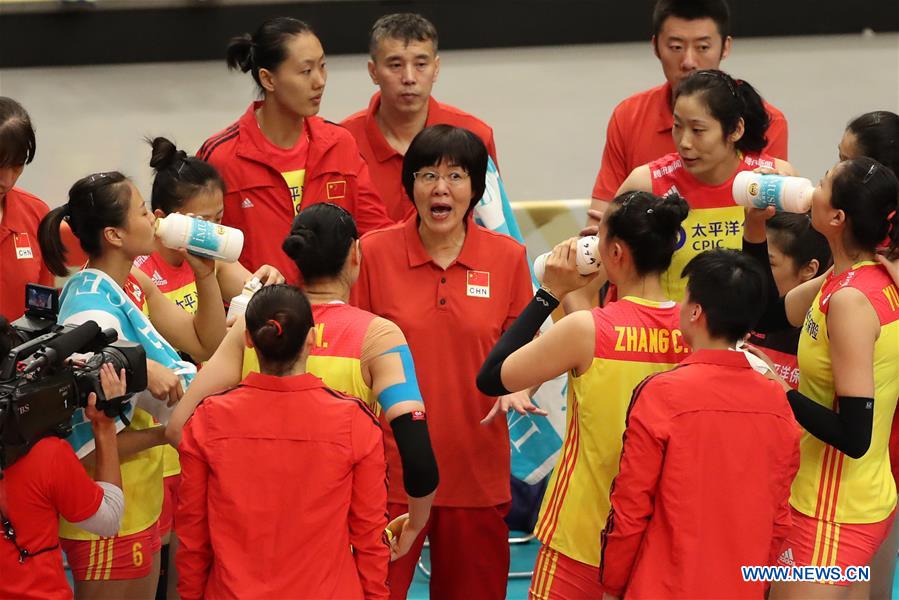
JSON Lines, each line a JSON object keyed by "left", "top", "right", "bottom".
{"left": 599, "top": 349, "right": 800, "bottom": 598}
{"left": 352, "top": 217, "right": 532, "bottom": 507}
{"left": 0, "top": 188, "right": 53, "bottom": 320}
{"left": 341, "top": 93, "right": 499, "bottom": 223}
{"left": 176, "top": 372, "right": 389, "bottom": 599}
{"left": 592, "top": 82, "right": 789, "bottom": 200}
{"left": 0, "top": 437, "right": 103, "bottom": 600}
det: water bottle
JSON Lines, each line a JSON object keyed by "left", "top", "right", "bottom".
{"left": 155, "top": 213, "right": 244, "bottom": 263}
{"left": 735, "top": 341, "right": 771, "bottom": 375}
{"left": 533, "top": 236, "right": 600, "bottom": 283}
{"left": 226, "top": 277, "right": 262, "bottom": 321}
{"left": 732, "top": 172, "right": 814, "bottom": 213}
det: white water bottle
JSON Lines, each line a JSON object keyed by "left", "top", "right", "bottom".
{"left": 533, "top": 236, "right": 600, "bottom": 283}
{"left": 732, "top": 172, "right": 814, "bottom": 213}
{"left": 155, "top": 213, "right": 244, "bottom": 263}
{"left": 226, "top": 277, "right": 262, "bottom": 321}
{"left": 735, "top": 341, "right": 771, "bottom": 375}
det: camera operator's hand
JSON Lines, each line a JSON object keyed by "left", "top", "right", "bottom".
{"left": 99, "top": 362, "right": 127, "bottom": 401}
{"left": 85, "top": 392, "right": 117, "bottom": 430}
{"left": 147, "top": 359, "right": 184, "bottom": 406}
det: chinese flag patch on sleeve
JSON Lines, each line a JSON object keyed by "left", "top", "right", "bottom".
{"left": 327, "top": 180, "right": 346, "bottom": 200}
{"left": 466, "top": 270, "right": 490, "bottom": 298}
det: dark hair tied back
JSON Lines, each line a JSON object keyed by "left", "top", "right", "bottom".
{"left": 226, "top": 17, "right": 314, "bottom": 92}
{"left": 606, "top": 190, "right": 690, "bottom": 275}
{"left": 226, "top": 33, "right": 255, "bottom": 73}
{"left": 149, "top": 136, "right": 188, "bottom": 172}
{"left": 831, "top": 157, "right": 899, "bottom": 258}
{"left": 37, "top": 171, "right": 132, "bottom": 277}
{"left": 282, "top": 203, "right": 359, "bottom": 282}
{"left": 846, "top": 111, "right": 899, "bottom": 177}
{"left": 676, "top": 69, "right": 770, "bottom": 154}
{"left": 147, "top": 136, "right": 225, "bottom": 214}
{"left": 245, "top": 284, "right": 314, "bottom": 373}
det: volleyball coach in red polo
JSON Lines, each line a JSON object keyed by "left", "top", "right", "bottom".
{"left": 352, "top": 125, "right": 532, "bottom": 599}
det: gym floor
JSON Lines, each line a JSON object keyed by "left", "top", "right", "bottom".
{"left": 408, "top": 537, "right": 899, "bottom": 598}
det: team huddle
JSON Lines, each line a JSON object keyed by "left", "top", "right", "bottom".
{"left": 2, "top": 1, "right": 899, "bottom": 599}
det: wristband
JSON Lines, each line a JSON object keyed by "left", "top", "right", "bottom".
{"left": 535, "top": 287, "right": 561, "bottom": 309}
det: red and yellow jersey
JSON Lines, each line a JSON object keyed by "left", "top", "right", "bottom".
{"left": 134, "top": 252, "right": 199, "bottom": 315}
{"left": 591, "top": 82, "right": 789, "bottom": 201}
{"left": 793, "top": 262, "right": 899, "bottom": 523}
{"left": 243, "top": 303, "right": 377, "bottom": 410}
{"left": 60, "top": 273, "right": 166, "bottom": 539}
{"left": 135, "top": 252, "right": 196, "bottom": 478}
{"left": 535, "top": 297, "right": 689, "bottom": 566}
{"left": 650, "top": 152, "right": 775, "bottom": 302}
{"left": 59, "top": 408, "right": 164, "bottom": 539}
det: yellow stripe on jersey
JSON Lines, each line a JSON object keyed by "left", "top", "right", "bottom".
{"left": 60, "top": 409, "right": 165, "bottom": 540}
{"left": 86, "top": 539, "right": 98, "bottom": 580}
{"left": 104, "top": 538, "right": 114, "bottom": 580}
{"left": 792, "top": 265, "right": 899, "bottom": 523}
{"left": 663, "top": 205, "right": 744, "bottom": 302}
{"left": 534, "top": 356, "right": 678, "bottom": 566}
{"left": 531, "top": 547, "right": 560, "bottom": 599}
{"left": 242, "top": 347, "right": 376, "bottom": 412}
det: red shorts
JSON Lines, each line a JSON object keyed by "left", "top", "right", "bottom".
{"left": 529, "top": 545, "right": 602, "bottom": 599}
{"left": 62, "top": 521, "right": 162, "bottom": 581}
{"left": 775, "top": 507, "right": 896, "bottom": 586}
{"left": 159, "top": 474, "right": 182, "bottom": 538}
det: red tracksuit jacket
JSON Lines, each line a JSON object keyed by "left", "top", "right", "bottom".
{"left": 199, "top": 102, "right": 393, "bottom": 284}
{"left": 176, "top": 372, "right": 389, "bottom": 599}
{"left": 599, "top": 350, "right": 801, "bottom": 599}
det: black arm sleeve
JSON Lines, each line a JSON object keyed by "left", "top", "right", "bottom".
{"left": 786, "top": 390, "right": 874, "bottom": 459}
{"left": 390, "top": 412, "right": 439, "bottom": 498}
{"left": 743, "top": 239, "right": 792, "bottom": 333}
{"left": 476, "top": 288, "right": 560, "bottom": 397}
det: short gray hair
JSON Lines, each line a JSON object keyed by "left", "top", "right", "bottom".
{"left": 369, "top": 13, "right": 438, "bottom": 58}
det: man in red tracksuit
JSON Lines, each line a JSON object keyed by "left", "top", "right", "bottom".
{"left": 600, "top": 250, "right": 800, "bottom": 598}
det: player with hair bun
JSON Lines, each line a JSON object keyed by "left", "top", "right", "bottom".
{"left": 175, "top": 284, "right": 390, "bottom": 598}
